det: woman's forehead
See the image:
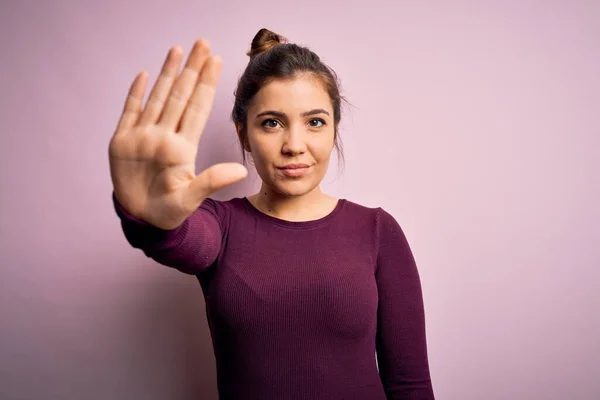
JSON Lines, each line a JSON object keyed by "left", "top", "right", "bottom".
{"left": 250, "top": 76, "right": 332, "bottom": 114}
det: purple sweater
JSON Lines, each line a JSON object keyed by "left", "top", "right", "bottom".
{"left": 113, "top": 193, "right": 434, "bottom": 399}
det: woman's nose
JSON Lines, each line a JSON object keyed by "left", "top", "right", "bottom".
{"left": 281, "top": 126, "right": 307, "bottom": 155}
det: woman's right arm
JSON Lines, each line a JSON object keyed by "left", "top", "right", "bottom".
{"left": 108, "top": 39, "right": 247, "bottom": 274}
{"left": 113, "top": 193, "right": 225, "bottom": 274}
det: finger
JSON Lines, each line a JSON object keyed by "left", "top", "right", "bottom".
{"left": 159, "top": 40, "right": 211, "bottom": 130}
{"left": 115, "top": 71, "right": 148, "bottom": 133}
{"left": 184, "top": 163, "right": 248, "bottom": 208}
{"left": 138, "top": 46, "right": 184, "bottom": 126}
{"left": 179, "top": 55, "right": 223, "bottom": 145}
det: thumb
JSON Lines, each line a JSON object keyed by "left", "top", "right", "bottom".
{"left": 186, "top": 162, "right": 248, "bottom": 205}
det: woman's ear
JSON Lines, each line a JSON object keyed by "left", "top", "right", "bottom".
{"left": 236, "top": 123, "right": 251, "bottom": 152}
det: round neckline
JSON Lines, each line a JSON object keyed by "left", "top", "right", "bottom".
{"left": 241, "top": 197, "right": 346, "bottom": 229}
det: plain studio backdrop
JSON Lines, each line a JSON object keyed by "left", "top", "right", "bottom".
{"left": 1, "top": 1, "right": 598, "bottom": 399}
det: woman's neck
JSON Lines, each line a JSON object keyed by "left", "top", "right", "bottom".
{"left": 248, "top": 185, "right": 338, "bottom": 222}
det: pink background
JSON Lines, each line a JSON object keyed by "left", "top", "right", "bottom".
{"left": 1, "top": 1, "right": 599, "bottom": 399}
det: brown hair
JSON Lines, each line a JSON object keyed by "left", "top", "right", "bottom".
{"left": 231, "top": 28, "right": 345, "bottom": 169}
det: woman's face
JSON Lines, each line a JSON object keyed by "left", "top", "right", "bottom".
{"left": 243, "top": 73, "right": 335, "bottom": 197}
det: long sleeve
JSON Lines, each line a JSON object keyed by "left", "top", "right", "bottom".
{"left": 375, "top": 208, "right": 435, "bottom": 399}
{"left": 112, "top": 192, "right": 226, "bottom": 274}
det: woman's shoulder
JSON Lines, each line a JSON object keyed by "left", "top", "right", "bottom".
{"left": 341, "top": 198, "right": 405, "bottom": 233}
{"left": 199, "top": 196, "right": 246, "bottom": 216}
{"left": 341, "top": 198, "right": 394, "bottom": 219}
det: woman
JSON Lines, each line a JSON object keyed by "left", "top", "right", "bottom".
{"left": 109, "top": 28, "right": 435, "bottom": 399}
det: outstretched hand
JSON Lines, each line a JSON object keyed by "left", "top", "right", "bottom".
{"left": 109, "top": 40, "right": 247, "bottom": 229}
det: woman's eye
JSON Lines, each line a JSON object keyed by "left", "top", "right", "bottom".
{"left": 309, "top": 118, "right": 325, "bottom": 128}
{"left": 261, "top": 119, "right": 280, "bottom": 129}
{"left": 261, "top": 118, "right": 325, "bottom": 129}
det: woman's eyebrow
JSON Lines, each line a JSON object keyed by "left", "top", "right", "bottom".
{"left": 255, "top": 109, "right": 330, "bottom": 119}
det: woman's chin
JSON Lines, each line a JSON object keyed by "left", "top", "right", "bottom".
{"left": 271, "top": 179, "right": 319, "bottom": 197}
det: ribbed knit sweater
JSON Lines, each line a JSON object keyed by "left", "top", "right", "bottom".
{"left": 113, "top": 193, "right": 434, "bottom": 399}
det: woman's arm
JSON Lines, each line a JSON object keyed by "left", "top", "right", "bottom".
{"left": 113, "top": 192, "right": 225, "bottom": 274}
{"left": 375, "top": 208, "right": 435, "bottom": 399}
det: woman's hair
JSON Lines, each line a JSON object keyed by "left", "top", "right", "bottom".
{"left": 231, "top": 28, "right": 345, "bottom": 168}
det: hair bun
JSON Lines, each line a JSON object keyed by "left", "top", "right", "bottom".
{"left": 247, "top": 28, "right": 287, "bottom": 57}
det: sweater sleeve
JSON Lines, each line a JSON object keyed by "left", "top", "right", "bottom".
{"left": 112, "top": 192, "right": 226, "bottom": 274}
{"left": 375, "top": 208, "right": 435, "bottom": 399}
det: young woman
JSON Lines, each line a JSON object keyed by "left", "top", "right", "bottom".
{"left": 109, "top": 28, "right": 435, "bottom": 399}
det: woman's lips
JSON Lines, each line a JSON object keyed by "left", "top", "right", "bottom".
{"left": 277, "top": 165, "right": 311, "bottom": 177}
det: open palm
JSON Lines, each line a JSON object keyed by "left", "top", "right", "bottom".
{"left": 109, "top": 40, "right": 247, "bottom": 230}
